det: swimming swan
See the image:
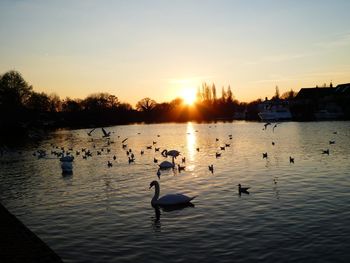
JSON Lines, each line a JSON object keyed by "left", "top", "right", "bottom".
{"left": 161, "top": 149, "right": 180, "bottom": 158}
{"left": 158, "top": 160, "right": 175, "bottom": 169}
{"left": 149, "top": 180, "right": 196, "bottom": 206}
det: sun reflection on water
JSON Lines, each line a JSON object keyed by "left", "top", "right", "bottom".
{"left": 186, "top": 122, "right": 196, "bottom": 163}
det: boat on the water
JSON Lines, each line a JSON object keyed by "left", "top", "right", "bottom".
{"left": 258, "top": 99, "right": 292, "bottom": 121}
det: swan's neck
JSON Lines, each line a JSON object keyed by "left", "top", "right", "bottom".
{"left": 152, "top": 183, "right": 160, "bottom": 205}
{"left": 172, "top": 156, "right": 175, "bottom": 164}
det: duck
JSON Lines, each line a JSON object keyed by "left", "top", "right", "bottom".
{"left": 154, "top": 157, "right": 158, "bottom": 163}
{"left": 262, "top": 152, "right": 268, "bottom": 159}
{"left": 329, "top": 140, "right": 335, "bottom": 144}
{"left": 215, "top": 152, "right": 221, "bottom": 158}
{"left": 128, "top": 157, "right": 135, "bottom": 163}
{"left": 149, "top": 180, "right": 196, "bottom": 206}
{"left": 177, "top": 164, "right": 185, "bottom": 172}
{"left": 238, "top": 184, "right": 250, "bottom": 195}
{"left": 289, "top": 156, "right": 294, "bottom": 163}
{"left": 322, "top": 149, "right": 329, "bottom": 155}
{"left": 182, "top": 157, "right": 186, "bottom": 163}
{"left": 208, "top": 164, "right": 214, "bottom": 174}
{"left": 107, "top": 161, "right": 113, "bottom": 167}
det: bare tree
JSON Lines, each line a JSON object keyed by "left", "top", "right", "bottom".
{"left": 136, "top": 97, "right": 157, "bottom": 112}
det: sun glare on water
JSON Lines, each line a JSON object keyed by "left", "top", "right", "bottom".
{"left": 181, "top": 88, "right": 196, "bottom": 105}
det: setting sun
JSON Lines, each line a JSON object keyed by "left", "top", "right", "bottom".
{"left": 181, "top": 88, "right": 197, "bottom": 105}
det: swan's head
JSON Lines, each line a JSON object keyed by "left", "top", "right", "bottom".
{"left": 150, "top": 180, "right": 158, "bottom": 189}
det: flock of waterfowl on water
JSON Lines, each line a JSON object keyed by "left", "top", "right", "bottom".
{"left": 7, "top": 122, "right": 337, "bottom": 209}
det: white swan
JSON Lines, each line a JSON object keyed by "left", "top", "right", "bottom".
{"left": 161, "top": 149, "right": 180, "bottom": 158}
{"left": 60, "top": 155, "right": 74, "bottom": 162}
{"left": 158, "top": 160, "right": 175, "bottom": 169}
{"left": 149, "top": 181, "right": 196, "bottom": 206}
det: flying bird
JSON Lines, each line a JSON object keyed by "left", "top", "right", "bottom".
{"left": 102, "top": 127, "right": 111, "bottom": 138}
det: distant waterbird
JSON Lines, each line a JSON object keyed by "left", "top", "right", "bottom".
{"left": 208, "top": 164, "right": 214, "bottom": 174}
{"left": 272, "top": 124, "right": 278, "bottom": 132}
{"left": 289, "top": 156, "right": 294, "bottom": 163}
{"left": 263, "top": 122, "right": 271, "bottom": 130}
{"left": 215, "top": 152, "right": 221, "bottom": 158}
{"left": 329, "top": 140, "right": 335, "bottom": 144}
{"left": 177, "top": 164, "right": 185, "bottom": 172}
{"left": 238, "top": 184, "right": 250, "bottom": 195}
{"left": 322, "top": 149, "right": 330, "bottom": 155}
{"left": 102, "top": 127, "right": 111, "bottom": 138}
{"left": 262, "top": 152, "right": 268, "bottom": 159}
{"left": 87, "top": 128, "right": 96, "bottom": 136}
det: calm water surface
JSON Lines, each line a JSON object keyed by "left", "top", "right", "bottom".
{"left": 1, "top": 121, "right": 350, "bottom": 262}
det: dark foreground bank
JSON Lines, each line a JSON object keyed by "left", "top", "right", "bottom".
{"left": 0, "top": 203, "right": 63, "bottom": 263}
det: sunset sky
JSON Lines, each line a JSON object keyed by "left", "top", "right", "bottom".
{"left": 1, "top": 0, "right": 349, "bottom": 106}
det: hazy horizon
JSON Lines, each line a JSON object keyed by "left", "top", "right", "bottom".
{"left": 1, "top": 0, "right": 350, "bottom": 106}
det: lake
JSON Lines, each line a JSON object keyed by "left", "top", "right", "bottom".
{"left": 1, "top": 121, "right": 350, "bottom": 263}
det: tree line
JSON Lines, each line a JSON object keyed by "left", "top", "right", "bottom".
{"left": 0, "top": 70, "right": 309, "bottom": 137}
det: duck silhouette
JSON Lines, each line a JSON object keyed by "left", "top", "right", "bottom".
{"left": 238, "top": 184, "right": 250, "bottom": 195}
